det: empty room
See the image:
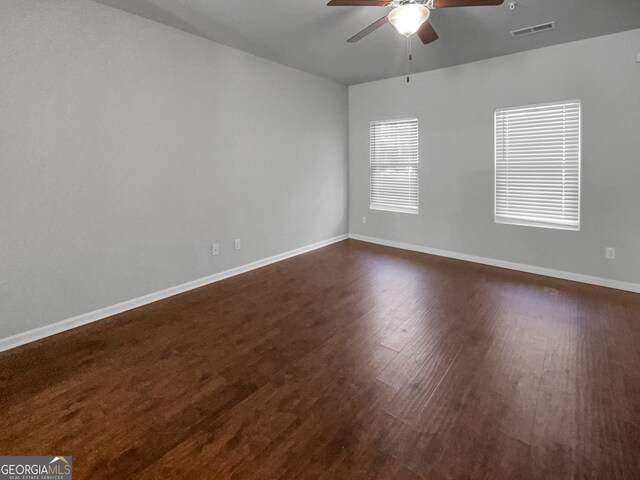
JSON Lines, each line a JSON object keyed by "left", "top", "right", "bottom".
{"left": 2, "top": 0, "right": 640, "bottom": 478}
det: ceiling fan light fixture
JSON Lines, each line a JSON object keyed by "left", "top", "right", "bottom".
{"left": 388, "top": 4, "right": 431, "bottom": 37}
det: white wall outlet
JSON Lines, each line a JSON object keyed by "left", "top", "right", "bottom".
{"left": 362, "top": 216, "right": 367, "bottom": 224}
{"left": 636, "top": 53, "right": 640, "bottom": 63}
{"left": 605, "top": 247, "right": 616, "bottom": 260}
{"left": 212, "top": 243, "right": 220, "bottom": 256}
{"left": 234, "top": 238, "right": 241, "bottom": 251}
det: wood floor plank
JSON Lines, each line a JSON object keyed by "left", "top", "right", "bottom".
{"left": 1, "top": 239, "right": 640, "bottom": 479}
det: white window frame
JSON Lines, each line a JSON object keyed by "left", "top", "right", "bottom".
{"left": 494, "top": 100, "right": 581, "bottom": 231}
{"left": 369, "top": 117, "right": 419, "bottom": 215}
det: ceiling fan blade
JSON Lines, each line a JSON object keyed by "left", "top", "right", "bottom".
{"left": 432, "top": 0, "right": 504, "bottom": 7}
{"left": 417, "top": 21, "right": 439, "bottom": 45}
{"left": 347, "top": 16, "right": 389, "bottom": 43}
{"left": 328, "top": 0, "right": 392, "bottom": 6}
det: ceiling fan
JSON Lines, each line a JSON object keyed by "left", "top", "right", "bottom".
{"left": 328, "top": 0, "right": 505, "bottom": 45}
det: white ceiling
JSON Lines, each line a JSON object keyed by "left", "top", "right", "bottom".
{"left": 93, "top": 0, "right": 640, "bottom": 85}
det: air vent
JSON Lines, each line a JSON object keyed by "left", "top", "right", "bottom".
{"left": 511, "top": 22, "right": 556, "bottom": 38}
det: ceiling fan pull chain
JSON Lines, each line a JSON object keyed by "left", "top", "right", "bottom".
{"left": 406, "top": 35, "right": 412, "bottom": 83}
{"left": 409, "top": 34, "right": 413, "bottom": 61}
{"left": 407, "top": 37, "right": 411, "bottom": 83}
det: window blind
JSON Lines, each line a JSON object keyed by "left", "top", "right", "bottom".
{"left": 370, "top": 118, "right": 419, "bottom": 214}
{"left": 495, "top": 100, "right": 581, "bottom": 230}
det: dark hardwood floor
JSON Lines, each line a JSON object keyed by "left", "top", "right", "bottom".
{"left": 2, "top": 239, "right": 640, "bottom": 479}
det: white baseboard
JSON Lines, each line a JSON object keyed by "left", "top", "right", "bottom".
{"left": 3, "top": 232, "right": 637, "bottom": 353}
{"left": 349, "top": 233, "right": 640, "bottom": 294}
{"left": 0, "top": 234, "right": 348, "bottom": 353}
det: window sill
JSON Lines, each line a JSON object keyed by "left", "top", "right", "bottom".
{"left": 370, "top": 205, "right": 419, "bottom": 215}
{"left": 495, "top": 216, "right": 580, "bottom": 231}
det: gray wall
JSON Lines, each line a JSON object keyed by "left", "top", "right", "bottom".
{"left": 349, "top": 28, "right": 640, "bottom": 285}
{"left": 0, "top": 0, "right": 348, "bottom": 339}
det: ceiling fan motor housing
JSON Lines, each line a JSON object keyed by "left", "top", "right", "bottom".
{"left": 393, "top": 0, "right": 433, "bottom": 6}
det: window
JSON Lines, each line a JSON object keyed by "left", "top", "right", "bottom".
{"left": 495, "top": 100, "right": 581, "bottom": 230}
{"left": 370, "top": 118, "right": 419, "bottom": 214}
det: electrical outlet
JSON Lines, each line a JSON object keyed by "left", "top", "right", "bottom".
{"left": 212, "top": 243, "right": 220, "bottom": 256}
{"left": 636, "top": 53, "right": 640, "bottom": 63}
{"left": 234, "top": 239, "right": 241, "bottom": 251}
{"left": 362, "top": 216, "right": 367, "bottom": 224}
{"left": 605, "top": 247, "right": 616, "bottom": 260}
